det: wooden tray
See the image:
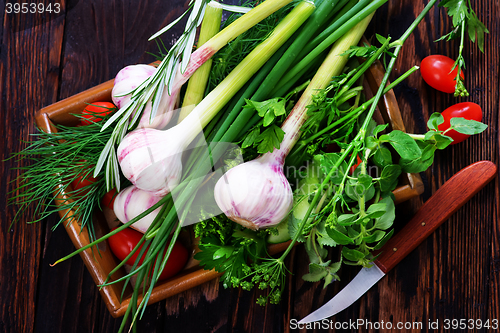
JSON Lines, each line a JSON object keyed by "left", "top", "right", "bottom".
{"left": 35, "top": 60, "right": 424, "bottom": 318}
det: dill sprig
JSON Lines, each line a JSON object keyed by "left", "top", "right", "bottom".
{"left": 8, "top": 117, "right": 116, "bottom": 240}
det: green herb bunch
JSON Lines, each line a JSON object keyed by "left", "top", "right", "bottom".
{"left": 9, "top": 113, "right": 117, "bottom": 240}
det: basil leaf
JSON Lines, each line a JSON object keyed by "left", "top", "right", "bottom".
{"left": 302, "top": 263, "right": 328, "bottom": 282}
{"left": 400, "top": 142, "right": 437, "bottom": 173}
{"left": 433, "top": 133, "right": 454, "bottom": 149}
{"left": 366, "top": 202, "right": 387, "bottom": 218}
{"left": 373, "top": 123, "right": 389, "bottom": 137}
{"left": 337, "top": 213, "right": 358, "bottom": 226}
{"left": 326, "top": 227, "right": 354, "bottom": 245}
{"left": 427, "top": 112, "right": 444, "bottom": 131}
{"left": 372, "top": 146, "right": 393, "bottom": 168}
{"left": 363, "top": 230, "right": 386, "bottom": 243}
{"left": 374, "top": 196, "right": 396, "bottom": 230}
{"left": 388, "top": 130, "right": 422, "bottom": 159}
{"left": 342, "top": 247, "right": 365, "bottom": 262}
{"left": 379, "top": 164, "right": 402, "bottom": 192}
{"left": 449, "top": 117, "right": 488, "bottom": 135}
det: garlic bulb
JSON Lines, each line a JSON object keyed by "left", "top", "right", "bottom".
{"left": 117, "top": 124, "right": 191, "bottom": 196}
{"left": 214, "top": 154, "right": 293, "bottom": 230}
{"left": 112, "top": 64, "right": 176, "bottom": 130}
{"left": 214, "top": 19, "right": 368, "bottom": 230}
{"left": 113, "top": 185, "right": 162, "bottom": 234}
{"left": 112, "top": 65, "right": 156, "bottom": 108}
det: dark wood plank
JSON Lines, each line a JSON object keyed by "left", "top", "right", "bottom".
{"left": 0, "top": 1, "right": 66, "bottom": 332}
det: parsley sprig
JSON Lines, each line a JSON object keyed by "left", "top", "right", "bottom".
{"left": 195, "top": 215, "right": 287, "bottom": 304}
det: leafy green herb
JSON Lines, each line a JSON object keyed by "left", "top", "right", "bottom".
{"left": 195, "top": 215, "right": 286, "bottom": 304}
{"left": 245, "top": 98, "right": 287, "bottom": 126}
{"left": 394, "top": 112, "right": 488, "bottom": 173}
{"left": 242, "top": 124, "right": 285, "bottom": 154}
{"left": 437, "top": 0, "right": 489, "bottom": 96}
{"left": 8, "top": 117, "right": 116, "bottom": 241}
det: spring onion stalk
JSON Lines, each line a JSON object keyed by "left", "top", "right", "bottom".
{"left": 178, "top": 2, "right": 223, "bottom": 122}
{"left": 214, "top": 14, "right": 373, "bottom": 230}
{"left": 275, "top": 0, "right": 388, "bottom": 93}
{"left": 116, "top": 1, "right": 316, "bottom": 196}
{"left": 211, "top": 1, "right": 378, "bottom": 149}
{"left": 297, "top": 0, "right": 371, "bottom": 60}
{"left": 252, "top": 0, "right": 341, "bottom": 96}
{"left": 190, "top": 0, "right": 345, "bottom": 145}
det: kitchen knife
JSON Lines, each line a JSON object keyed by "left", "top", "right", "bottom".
{"left": 299, "top": 160, "right": 497, "bottom": 324}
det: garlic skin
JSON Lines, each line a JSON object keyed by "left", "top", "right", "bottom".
{"left": 112, "top": 64, "right": 176, "bottom": 130}
{"left": 112, "top": 64, "right": 156, "bottom": 108}
{"left": 214, "top": 154, "right": 293, "bottom": 230}
{"left": 117, "top": 125, "right": 186, "bottom": 196}
{"left": 113, "top": 185, "right": 162, "bottom": 234}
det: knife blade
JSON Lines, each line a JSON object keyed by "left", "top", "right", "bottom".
{"left": 299, "top": 160, "right": 497, "bottom": 324}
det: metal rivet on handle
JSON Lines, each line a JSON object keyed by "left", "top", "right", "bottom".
{"left": 393, "top": 248, "right": 397, "bottom": 252}
{"left": 422, "top": 222, "right": 426, "bottom": 226}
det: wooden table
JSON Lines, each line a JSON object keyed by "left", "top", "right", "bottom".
{"left": 1, "top": 1, "right": 499, "bottom": 332}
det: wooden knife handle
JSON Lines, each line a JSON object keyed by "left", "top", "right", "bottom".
{"left": 374, "top": 161, "right": 497, "bottom": 273}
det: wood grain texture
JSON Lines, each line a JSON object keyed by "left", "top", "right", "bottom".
{"left": 0, "top": 1, "right": 499, "bottom": 333}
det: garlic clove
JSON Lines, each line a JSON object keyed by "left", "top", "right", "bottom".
{"left": 113, "top": 185, "right": 162, "bottom": 234}
{"left": 214, "top": 154, "right": 293, "bottom": 230}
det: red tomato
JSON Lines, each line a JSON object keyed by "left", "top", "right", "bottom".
{"left": 79, "top": 101, "right": 116, "bottom": 126}
{"left": 421, "top": 55, "right": 464, "bottom": 94}
{"left": 437, "top": 102, "right": 482, "bottom": 144}
{"left": 101, "top": 188, "right": 118, "bottom": 210}
{"left": 349, "top": 154, "right": 362, "bottom": 174}
{"left": 108, "top": 227, "right": 189, "bottom": 281}
{"left": 71, "top": 174, "right": 98, "bottom": 196}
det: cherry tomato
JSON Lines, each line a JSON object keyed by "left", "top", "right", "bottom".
{"left": 79, "top": 101, "right": 116, "bottom": 126}
{"left": 70, "top": 173, "right": 98, "bottom": 196}
{"left": 437, "top": 102, "right": 482, "bottom": 144}
{"left": 349, "top": 154, "right": 362, "bottom": 174}
{"left": 108, "top": 227, "right": 189, "bottom": 281}
{"left": 101, "top": 188, "right": 118, "bottom": 210}
{"left": 421, "top": 55, "right": 464, "bottom": 94}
